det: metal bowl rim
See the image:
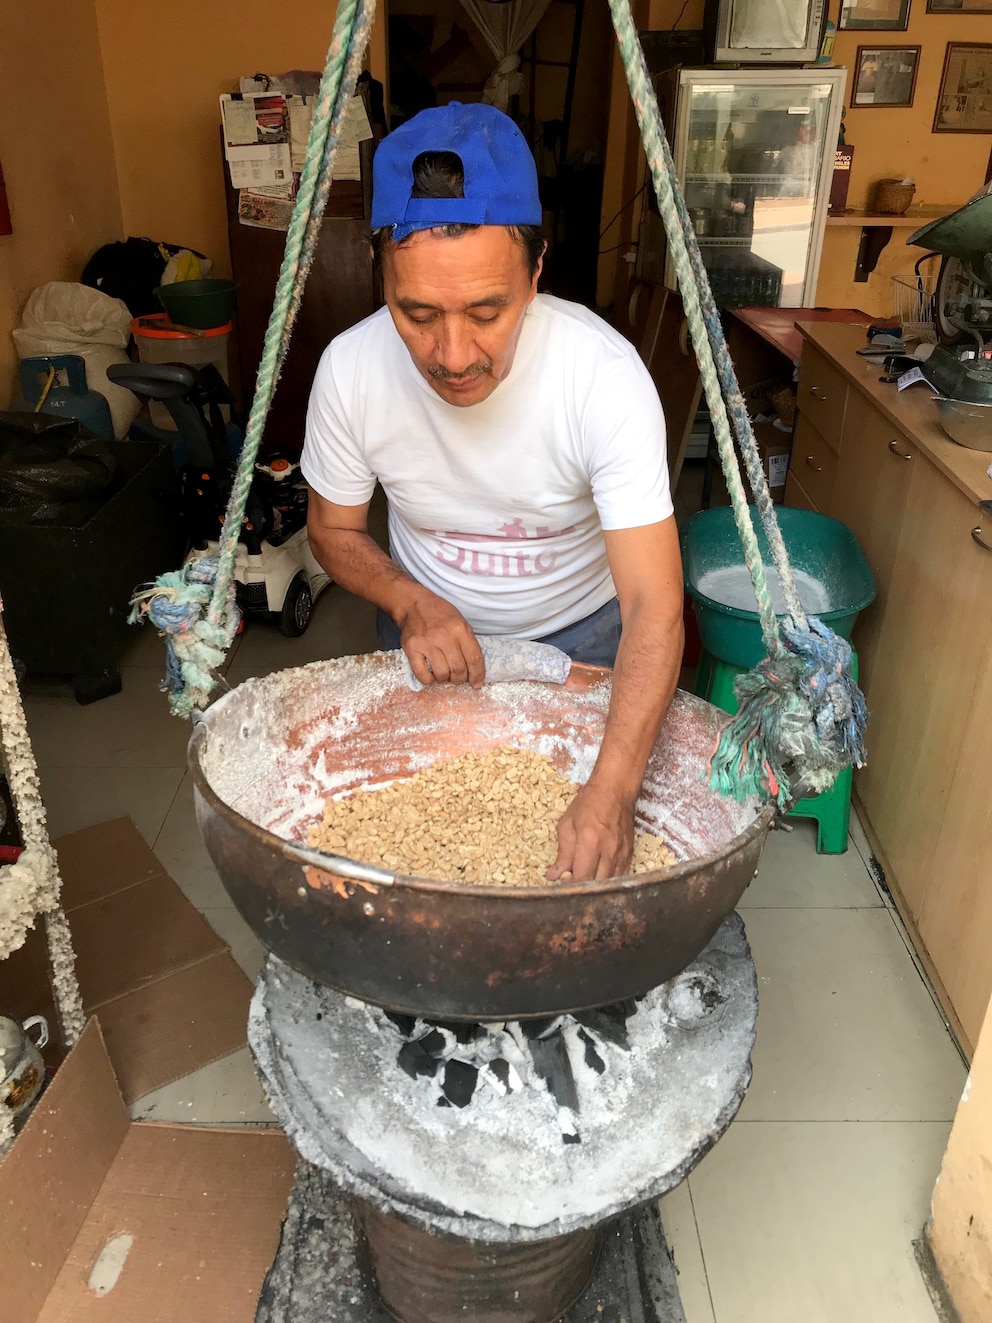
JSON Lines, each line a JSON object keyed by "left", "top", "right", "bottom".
{"left": 188, "top": 715, "right": 778, "bottom": 901}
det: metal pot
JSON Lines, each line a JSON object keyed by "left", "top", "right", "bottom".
{"left": 935, "top": 395, "right": 992, "bottom": 451}
{"left": 189, "top": 655, "right": 775, "bottom": 1020}
{"left": 1, "top": 1014, "right": 48, "bottom": 1123}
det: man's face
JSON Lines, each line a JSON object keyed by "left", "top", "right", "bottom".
{"left": 383, "top": 226, "right": 542, "bottom": 407}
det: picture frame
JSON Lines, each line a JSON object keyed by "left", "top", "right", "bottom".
{"left": 927, "top": 0, "right": 992, "bottom": 13}
{"left": 933, "top": 43, "right": 992, "bottom": 132}
{"left": 839, "top": 0, "right": 911, "bottom": 30}
{"left": 852, "top": 45, "right": 921, "bottom": 107}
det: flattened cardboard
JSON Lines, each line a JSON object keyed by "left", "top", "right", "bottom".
{"left": 94, "top": 953, "right": 254, "bottom": 1103}
{"left": 1, "top": 1021, "right": 296, "bottom": 1323}
{"left": 69, "top": 875, "right": 226, "bottom": 1009}
{"left": 55, "top": 818, "right": 166, "bottom": 909}
{"left": 0, "top": 819, "right": 252, "bottom": 1102}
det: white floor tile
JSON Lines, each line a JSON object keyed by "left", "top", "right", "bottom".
{"left": 23, "top": 666, "right": 191, "bottom": 769}
{"left": 39, "top": 765, "right": 185, "bottom": 845}
{"left": 153, "top": 773, "right": 231, "bottom": 909}
{"left": 200, "top": 906, "right": 266, "bottom": 982}
{"left": 659, "top": 1182, "right": 717, "bottom": 1323}
{"left": 689, "top": 1120, "right": 946, "bottom": 1323}
{"left": 129, "top": 1045, "right": 275, "bottom": 1125}
{"left": 739, "top": 818, "right": 882, "bottom": 910}
{"left": 230, "top": 584, "right": 379, "bottom": 668}
{"left": 737, "top": 909, "right": 966, "bottom": 1122}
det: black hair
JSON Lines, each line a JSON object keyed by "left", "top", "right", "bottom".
{"left": 371, "top": 150, "right": 545, "bottom": 278}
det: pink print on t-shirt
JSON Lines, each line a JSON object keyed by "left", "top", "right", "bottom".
{"left": 426, "top": 518, "right": 576, "bottom": 577}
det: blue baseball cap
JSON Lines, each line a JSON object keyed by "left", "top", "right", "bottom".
{"left": 371, "top": 103, "right": 541, "bottom": 242}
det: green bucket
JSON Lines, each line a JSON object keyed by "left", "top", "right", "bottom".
{"left": 682, "top": 507, "right": 876, "bottom": 671}
{"left": 154, "top": 278, "right": 238, "bottom": 330}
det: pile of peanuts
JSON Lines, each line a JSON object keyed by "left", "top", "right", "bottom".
{"left": 308, "top": 745, "right": 676, "bottom": 886}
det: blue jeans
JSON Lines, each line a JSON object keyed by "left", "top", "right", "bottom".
{"left": 375, "top": 596, "right": 622, "bottom": 668}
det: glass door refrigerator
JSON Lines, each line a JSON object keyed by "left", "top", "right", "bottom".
{"left": 640, "top": 67, "right": 847, "bottom": 308}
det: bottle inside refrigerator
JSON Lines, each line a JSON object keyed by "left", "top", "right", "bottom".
{"left": 639, "top": 68, "right": 847, "bottom": 309}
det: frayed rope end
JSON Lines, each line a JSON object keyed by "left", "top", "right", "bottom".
{"left": 707, "top": 616, "right": 868, "bottom": 809}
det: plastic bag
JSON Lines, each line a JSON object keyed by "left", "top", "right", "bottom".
{"left": 13, "top": 283, "right": 139, "bottom": 440}
{"left": 0, "top": 412, "right": 117, "bottom": 526}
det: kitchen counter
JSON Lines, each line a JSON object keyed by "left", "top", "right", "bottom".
{"left": 797, "top": 322, "right": 992, "bottom": 509}
{"left": 787, "top": 322, "right": 992, "bottom": 1058}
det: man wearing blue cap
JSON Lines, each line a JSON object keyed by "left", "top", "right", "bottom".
{"left": 302, "top": 103, "right": 684, "bottom": 884}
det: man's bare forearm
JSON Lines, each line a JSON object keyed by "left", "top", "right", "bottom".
{"left": 308, "top": 522, "right": 426, "bottom": 624}
{"left": 590, "top": 597, "right": 684, "bottom": 804}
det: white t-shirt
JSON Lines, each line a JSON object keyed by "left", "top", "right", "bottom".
{"left": 301, "top": 293, "right": 673, "bottom": 637}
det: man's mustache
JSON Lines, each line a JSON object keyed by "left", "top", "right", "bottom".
{"left": 428, "top": 360, "right": 493, "bottom": 382}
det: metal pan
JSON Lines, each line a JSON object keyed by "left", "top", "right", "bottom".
{"left": 189, "top": 653, "right": 775, "bottom": 1020}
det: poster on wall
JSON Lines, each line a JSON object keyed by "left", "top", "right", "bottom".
{"left": 933, "top": 43, "right": 992, "bottom": 131}
{"left": 927, "top": 0, "right": 992, "bottom": 13}
{"left": 853, "top": 46, "right": 921, "bottom": 106}
{"left": 839, "top": 0, "right": 911, "bottom": 30}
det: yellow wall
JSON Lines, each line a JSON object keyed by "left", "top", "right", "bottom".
{"left": 93, "top": 0, "right": 388, "bottom": 283}
{"left": 598, "top": 3, "right": 991, "bottom": 315}
{"left": 928, "top": 1002, "right": 992, "bottom": 1322}
{"left": 820, "top": 12, "right": 991, "bottom": 314}
{"left": 0, "top": 1, "right": 123, "bottom": 405}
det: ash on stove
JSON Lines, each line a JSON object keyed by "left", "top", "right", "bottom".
{"left": 385, "top": 1000, "right": 643, "bottom": 1143}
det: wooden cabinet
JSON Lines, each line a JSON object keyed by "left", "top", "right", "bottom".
{"left": 791, "top": 413, "right": 838, "bottom": 512}
{"left": 787, "top": 322, "right": 992, "bottom": 1055}
{"left": 829, "top": 391, "right": 916, "bottom": 698}
{"left": 795, "top": 344, "right": 848, "bottom": 451}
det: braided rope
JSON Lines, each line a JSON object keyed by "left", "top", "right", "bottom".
{"left": 608, "top": 0, "right": 868, "bottom": 804}
{"left": 0, "top": 613, "right": 85, "bottom": 1043}
{"left": 131, "top": 0, "right": 376, "bottom": 716}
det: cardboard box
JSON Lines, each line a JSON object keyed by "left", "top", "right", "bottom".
{"left": 0, "top": 819, "right": 253, "bottom": 1103}
{"left": 1, "top": 1020, "right": 295, "bottom": 1323}
{"left": 709, "top": 420, "right": 794, "bottom": 508}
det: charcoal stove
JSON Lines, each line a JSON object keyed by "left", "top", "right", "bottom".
{"left": 187, "top": 653, "right": 773, "bottom": 1321}
{"left": 249, "top": 911, "right": 756, "bottom": 1322}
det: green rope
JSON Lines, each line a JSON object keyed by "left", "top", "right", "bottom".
{"left": 608, "top": 0, "right": 868, "bottom": 805}
{"left": 131, "top": 0, "right": 377, "bottom": 716}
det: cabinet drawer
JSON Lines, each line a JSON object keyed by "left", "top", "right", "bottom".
{"left": 791, "top": 414, "right": 837, "bottom": 511}
{"left": 796, "top": 346, "right": 848, "bottom": 452}
{"left": 784, "top": 469, "right": 819, "bottom": 512}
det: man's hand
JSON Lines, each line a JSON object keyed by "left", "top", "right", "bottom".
{"left": 397, "top": 589, "right": 486, "bottom": 688}
{"left": 545, "top": 780, "right": 635, "bottom": 882}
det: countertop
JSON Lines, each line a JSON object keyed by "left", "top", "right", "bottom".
{"left": 797, "top": 321, "right": 992, "bottom": 510}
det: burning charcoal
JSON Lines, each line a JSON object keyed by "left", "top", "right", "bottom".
{"left": 574, "top": 1000, "right": 636, "bottom": 1051}
{"left": 418, "top": 1029, "right": 448, "bottom": 1058}
{"left": 398, "top": 1039, "right": 442, "bottom": 1081}
{"left": 452, "top": 1021, "right": 483, "bottom": 1044}
{"left": 528, "top": 1033, "right": 579, "bottom": 1112}
{"left": 520, "top": 1016, "right": 559, "bottom": 1041}
{"left": 441, "top": 1059, "right": 478, "bottom": 1108}
{"left": 489, "top": 1059, "right": 512, "bottom": 1091}
{"left": 384, "top": 1010, "right": 417, "bottom": 1037}
{"left": 577, "top": 1028, "right": 606, "bottom": 1075}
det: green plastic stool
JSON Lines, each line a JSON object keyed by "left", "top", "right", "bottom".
{"left": 693, "top": 649, "right": 858, "bottom": 855}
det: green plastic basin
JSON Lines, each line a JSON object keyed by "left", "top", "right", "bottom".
{"left": 154, "top": 279, "right": 238, "bottom": 330}
{"left": 682, "top": 506, "right": 876, "bottom": 671}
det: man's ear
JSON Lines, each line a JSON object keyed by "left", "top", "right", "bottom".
{"left": 533, "top": 240, "right": 548, "bottom": 292}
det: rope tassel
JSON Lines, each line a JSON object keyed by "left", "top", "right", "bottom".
{"left": 607, "top": 0, "right": 869, "bottom": 807}
{"left": 130, "top": 0, "right": 377, "bottom": 719}
{"left": 708, "top": 619, "right": 868, "bottom": 808}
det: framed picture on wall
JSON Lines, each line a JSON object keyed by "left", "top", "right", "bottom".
{"left": 839, "top": 0, "right": 911, "bottom": 29}
{"left": 934, "top": 43, "right": 992, "bottom": 131}
{"left": 852, "top": 46, "right": 921, "bottom": 106}
{"left": 927, "top": 0, "right": 992, "bottom": 13}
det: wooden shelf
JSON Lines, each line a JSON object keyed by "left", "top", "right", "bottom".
{"left": 826, "top": 206, "right": 955, "bottom": 228}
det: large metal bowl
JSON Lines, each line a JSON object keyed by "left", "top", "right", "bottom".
{"left": 935, "top": 396, "right": 992, "bottom": 452}
{"left": 189, "top": 653, "right": 775, "bottom": 1020}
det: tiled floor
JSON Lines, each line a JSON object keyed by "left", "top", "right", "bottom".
{"left": 17, "top": 487, "right": 966, "bottom": 1322}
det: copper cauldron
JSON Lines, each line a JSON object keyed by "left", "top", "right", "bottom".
{"left": 189, "top": 653, "right": 774, "bottom": 1019}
